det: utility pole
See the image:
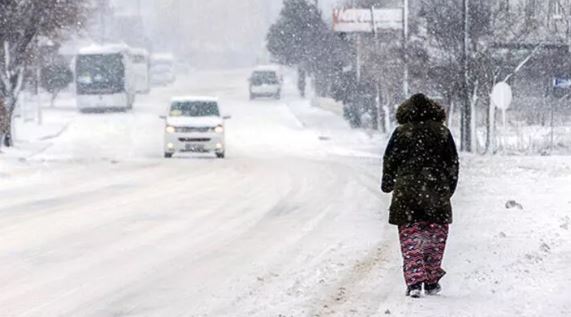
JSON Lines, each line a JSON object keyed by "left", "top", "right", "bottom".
{"left": 461, "top": 0, "right": 472, "bottom": 152}
{"left": 356, "top": 35, "right": 361, "bottom": 81}
{"left": 403, "top": 0, "right": 409, "bottom": 99}
{"left": 372, "top": 5, "right": 382, "bottom": 131}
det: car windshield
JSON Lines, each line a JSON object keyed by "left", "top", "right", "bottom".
{"left": 251, "top": 71, "right": 278, "bottom": 85}
{"left": 170, "top": 101, "right": 220, "bottom": 117}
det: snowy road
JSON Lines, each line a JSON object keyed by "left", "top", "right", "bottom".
{"left": 0, "top": 70, "right": 392, "bottom": 316}
{"left": 1, "top": 70, "right": 569, "bottom": 317}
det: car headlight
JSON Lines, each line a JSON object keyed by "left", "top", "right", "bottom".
{"left": 166, "top": 126, "right": 176, "bottom": 134}
{"left": 214, "top": 125, "right": 224, "bottom": 133}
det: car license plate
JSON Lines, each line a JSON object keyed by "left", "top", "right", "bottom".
{"left": 185, "top": 144, "right": 205, "bottom": 151}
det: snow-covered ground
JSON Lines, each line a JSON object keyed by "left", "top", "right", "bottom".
{"left": 0, "top": 70, "right": 569, "bottom": 316}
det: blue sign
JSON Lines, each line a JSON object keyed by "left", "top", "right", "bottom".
{"left": 553, "top": 78, "right": 571, "bottom": 88}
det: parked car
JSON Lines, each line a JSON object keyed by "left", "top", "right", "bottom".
{"left": 163, "top": 96, "right": 229, "bottom": 159}
{"left": 248, "top": 65, "right": 282, "bottom": 100}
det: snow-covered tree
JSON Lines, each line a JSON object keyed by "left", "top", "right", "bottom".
{"left": 40, "top": 58, "right": 73, "bottom": 108}
{"left": 267, "top": 0, "right": 349, "bottom": 97}
{"left": 0, "top": 0, "right": 88, "bottom": 147}
{"left": 422, "top": 0, "right": 570, "bottom": 153}
{"left": 353, "top": 0, "right": 564, "bottom": 152}
{"left": 267, "top": 0, "right": 325, "bottom": 67}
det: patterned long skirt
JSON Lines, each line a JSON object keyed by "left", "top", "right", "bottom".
{"left": 398, "top": 222, "right": 449, "bottom": 286}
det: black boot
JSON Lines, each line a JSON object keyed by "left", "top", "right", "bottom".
{"left": 406, "top": 283, "right": 422, "bottom": 298}
{"left": 424, "top": 283, "right": 442, "bottom": 295}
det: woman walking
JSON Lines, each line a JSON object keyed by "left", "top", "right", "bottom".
{"left": 381, "top": 93, "right": 459, "bottom": 298}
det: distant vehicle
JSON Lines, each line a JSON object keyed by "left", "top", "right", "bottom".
{"left": 130, "top": 48, "right": 151, "bottom": 94}
{"left": 151, "top": 54, "right": 176, "bottom": 86}
{"left": 75, "top": 44, "right": 136, "bottom": 112}
{"left": 163, "top": 96, "right": 229, "bottom": 159}
{"left": 248, "top": 65, "right": 282, "bottom": 100}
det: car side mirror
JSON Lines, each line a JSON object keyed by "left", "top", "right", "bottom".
{"left": 223, "top": 115, "right": 232, "bottom": 120}
{"left": 159, "top": 115, "right": 166, "bottom": 120}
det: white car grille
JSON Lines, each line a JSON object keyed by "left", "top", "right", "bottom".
{"left": 175, "top": 127, "right": 213, "bottom": 133}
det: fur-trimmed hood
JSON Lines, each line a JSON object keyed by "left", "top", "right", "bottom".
{"left": 396, "top": 93, "right": 447, "bottom": 125}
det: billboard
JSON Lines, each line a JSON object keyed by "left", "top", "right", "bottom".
{"left": 333, "top": 8, "right": 403, "bottom": 33}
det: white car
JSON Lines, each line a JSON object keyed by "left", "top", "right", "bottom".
{"left": 163, "top": 96, "right": 228, "bottom": 159}
{"left": 249, "top": 66, "right": 282, "bottom": 100}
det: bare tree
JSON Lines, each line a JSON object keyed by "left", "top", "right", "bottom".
{"left": 0, "top": 0, "right": 88, "bottom": 148}
{"left": 419, "top": 0, "right": 558, "bottom": 153}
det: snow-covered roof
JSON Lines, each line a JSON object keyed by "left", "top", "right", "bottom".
{"left": 78, "top": 43, "right": 130, "bottom": 55}
{"left": 171, "top": 96, "right": 219, "bottom": 103}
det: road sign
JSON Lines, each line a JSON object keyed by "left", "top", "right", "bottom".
{"left": 333, "top": 8, "right": 403, "bottom": 33}
{"left": 373, "top": 8, "right": 403, "bottom": 31}
{"left": 491, "top": 82, "right": 513, "bottom": 110}
{"left": 333, "top": 9, "right": 373, "bottom": 33}
{"left": 553, "top": 77, "right": 571, "bottom": 89}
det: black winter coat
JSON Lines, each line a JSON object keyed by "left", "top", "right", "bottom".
{"left": 381, "top": 95, "right": 459, "bottom": 226}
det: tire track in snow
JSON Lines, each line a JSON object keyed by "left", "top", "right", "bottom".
{"left": 305, "top": 160, "right": 397, "bottom": 317}
{"left": 9, "top": 160, "right": 298, "bottom": 316}
{"left": 0, "top": 161, "right": 277, "bottom": 316}
{"left": 310, "top": 236, "right": 395, "bottom": 317}
{"left": 204, "top": 159, "right": 389, "bottom": 317}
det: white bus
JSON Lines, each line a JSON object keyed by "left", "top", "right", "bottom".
{"left": 151, "top": 54, "right": 176, "bottom": 86}
{"left": 75, "top": 44, "right": 136, "bottom": 112}
{"left": 130, "top": 48, "right": 151, "bottom": 94}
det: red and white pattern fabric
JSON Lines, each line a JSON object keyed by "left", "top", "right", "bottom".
{"left": 398, "top": 222, "right": 449, "bottom": 286}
